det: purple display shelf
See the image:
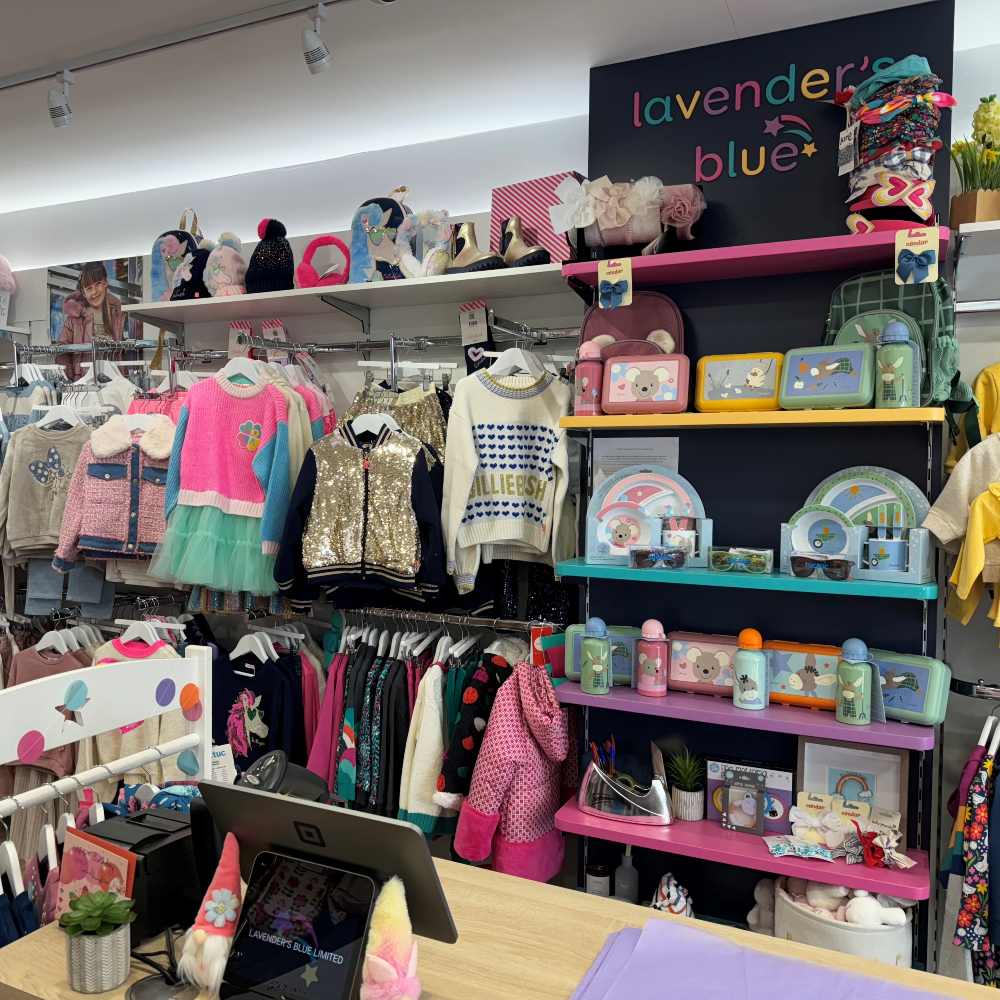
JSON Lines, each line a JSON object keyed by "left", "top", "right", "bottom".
{"left": 563, "top": 228, "right": 951, "bottom": 286}
{"left": 555, "top": 684, "right": 936, "bottom": 751}
{"left": 556, "top": 801, "right": 930, "bottom": 899}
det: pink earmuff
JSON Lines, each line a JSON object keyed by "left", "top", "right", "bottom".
{"left": 295, "top": 235, "right": 351, "bottom": 288}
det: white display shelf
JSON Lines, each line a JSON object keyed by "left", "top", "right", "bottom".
{"left": 0, "top": 323, "right": 29, "bottom": 338}
{"left": 956, "top": 300, "right": 1000, "bottom": 314}
{"left": 123, "top": 263, "right": 569, "bottom": 324}
{"left": 958, "top": 220, "right": 1000, "bottom": 257}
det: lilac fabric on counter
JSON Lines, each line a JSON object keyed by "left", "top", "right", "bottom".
{"left": 573, "top": 920, "right": 940, "bottom": 1000}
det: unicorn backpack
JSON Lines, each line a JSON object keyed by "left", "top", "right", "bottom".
{"left": 349, "top": 187, "right": 412, "bottom": 283}
{"left": 151, "top": 209, "right": 203, "bottom": 301}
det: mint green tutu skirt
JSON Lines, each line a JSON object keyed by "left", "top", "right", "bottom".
{"left": 150, "top": 505, "right": 277, "bottom": 595}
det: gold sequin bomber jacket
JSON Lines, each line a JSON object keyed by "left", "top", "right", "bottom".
{"left": 275, "top": 423, "right": 447, "bottom": 608}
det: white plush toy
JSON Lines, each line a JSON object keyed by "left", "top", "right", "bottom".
{"left": 805, "top": 881, "right": 849, "bottom": 912}
{"left": 844, "top": 890, "right": 907, "bottom": 928}
{"left": 747, "top": 878, "right": 775, "bottom": 935}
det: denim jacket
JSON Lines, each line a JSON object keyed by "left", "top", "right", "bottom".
{"left": 53, "top": 415, "right": 174, "bottom": 570}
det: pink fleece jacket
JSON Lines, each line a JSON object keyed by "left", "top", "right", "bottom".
{"left": 454, "top": 661, "right": 570, "bottom": 882}
{"left": 166, "top": 377, "right": 292, "bottom": 552}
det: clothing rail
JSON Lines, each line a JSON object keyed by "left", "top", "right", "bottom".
{"left": 342, "top": 607, "right": 541, "bottom": 633}
{"left": 236, "top": 332, "right": 463, "bottom": 355}
{"left": 0, "top": 736, "right": 199, "bottom": 819}
{"left": 488, "top": 311, "right": 580, "bottom": 345}
{"left": 951, "top": 677, "right": 1000, "bottom": 700}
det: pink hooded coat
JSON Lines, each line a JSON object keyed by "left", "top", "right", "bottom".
{"left": 58, "top": 291, "right": 125, "bottom": 379}
{"left": 454, "top": 661, "right": 571, "bottom": 882}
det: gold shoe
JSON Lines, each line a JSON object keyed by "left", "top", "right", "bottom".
{"left": 445, "top": 222, "right": 504, "bottom": 274}
{"left": 501, "top": 216, "right": 552, "bottom": 267}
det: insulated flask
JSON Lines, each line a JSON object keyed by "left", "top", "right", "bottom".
{"left": 580, "top": 617, "right": 611, "bottom": 695}
{"left": 636, "top": 619, "right": 668, "bottom": 697}
{"left": 732, "top": 628, "right": 768, "bottom": 710}
{"left": 876, "top": 321, "right": 917, "bottom": 408}
{"left": 574, "top": 342, "right": 604, "bottom": 416}
{"left": 836, "top": 637, "right": 872, "bottom": 725}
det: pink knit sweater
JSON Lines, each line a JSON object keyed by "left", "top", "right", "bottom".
{"left": 167, "top": 377, "right": 292, "bottom": 552}
{"left": 454, "top": 661, "right": 570, "bottom": 882}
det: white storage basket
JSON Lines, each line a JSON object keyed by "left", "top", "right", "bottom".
{"left": 773, "top": 878, "right": 912, "bottom": 968}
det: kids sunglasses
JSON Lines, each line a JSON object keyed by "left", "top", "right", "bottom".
{"left": 789, "top": 553, "right": 854, "bottom": 581}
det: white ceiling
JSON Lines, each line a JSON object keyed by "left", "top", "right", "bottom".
{"left": 0, "top": 0, "right": 987, "bottom": 270}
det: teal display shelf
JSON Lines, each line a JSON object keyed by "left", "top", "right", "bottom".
{"left": 555, "top": 558, "right": 938, "bottom": 601}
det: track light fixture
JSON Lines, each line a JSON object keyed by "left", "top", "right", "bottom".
{"left": 302, "top": 3, "right": 331, "bottom": 76}
{"left": 48, "top": 69, "right": 74, "bottom": 128}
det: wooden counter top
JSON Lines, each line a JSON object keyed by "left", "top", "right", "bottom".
{"left": 0, "top": 859, "right": 989, "bottom": 999}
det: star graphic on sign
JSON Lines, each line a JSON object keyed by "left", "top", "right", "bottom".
{"left": 802, "top": 142, "right": 818, "bottom": 158}
{"left": 763, "top": 116, "right": 782, "bottom": 136}
{"left": 301, "top": 964, "right": 319, "bottom": 987}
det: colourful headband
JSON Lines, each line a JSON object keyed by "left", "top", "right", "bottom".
{"left": 295, "top": 235, "right": 351, "bottom": 288}
{"left": 846, "top": 214, "right": 934, "bottom": 235}
{"left": 849, "top": 172, "right": 935, "bottom": 221}
{"left": 856, "top": 90, "right": 956, "bottom": 125}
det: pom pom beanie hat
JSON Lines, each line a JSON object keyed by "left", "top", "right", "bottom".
{"left": 246, "top": 218, "right": 295, "bottom": 293}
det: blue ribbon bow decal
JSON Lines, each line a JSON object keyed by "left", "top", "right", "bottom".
{"left": 896, "top": 248, "right": 936, "bottom": 284}
{"left": 599, "top": 279, "right": 629, "bottom": 309}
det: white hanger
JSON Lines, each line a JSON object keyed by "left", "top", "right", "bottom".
{"left": 487, "top": 347, "right": 545, "bottom": 378}
{"left": 230, "top": 632, "right": 274, "bottom": 665}
{"left": 88, "top": 798, "right": 105, "bottom": 826}
{"left": 450, "top": 632, "right": 479, "bottom": 659}
{"left": 56, "top": 805, "right": 76, "bottom": 845}
{"left": 77, "top": 360, "right": 131, "bottom": 384}
{"left": 350, "top": 413, "right": 401, "bottom": 436}
{"left": 0, "top": 834, "right": 24, "bottom": 896}
{"left": 58, "top": 628, "right": 81, "bottom": 652}
{"left": 36, "top": 405, "right": 82, "bottom": 429}
{"left": 216, "top": 357, "right": 264, "bottom": 386}
{"left": 117, "top": 621, "right": 162, "bottom": 646}
{"left": 978, "top": 716, "right": 996, "bottom": 747}
{"left": 37, "top": 822, "right": 58, "bottom": 871}
{"left": 989, "top": 721, "right": 1000, "bottom": 758}
{"left": 376, "top": 629, "right": 391, "bottom": 658}
{"left": 36, "top": 630, "right": 69, "bottom": 654}
{"left": 389, "top": 630, "right": 401, "bottom": 659}
{"left": 412, "top": 627, "right": 443, "bottom": 658}
{"left": 133, "top": 760, "right": 161, "bottom": 808}
{"left": 69, "top": 624, "right": 94, "bottom": 648}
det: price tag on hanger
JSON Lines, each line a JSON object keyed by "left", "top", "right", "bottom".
{"left": 596, "top": 258, "right": 632, "bottom": 310}
{"left": 459, "top": 302, "right": 489, "bottom": 345}
{"left": 211, "top": 744, "right": 237, "bottom": 784}
{"left": 894, "top": 227, "right": 939, "bottom": 285}
{"left": 837, "top": 121, "right": 859, "bottom": 176}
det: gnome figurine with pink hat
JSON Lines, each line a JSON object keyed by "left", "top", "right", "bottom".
{"left": 178, "top": 833, "right": 244, "bottom": 996}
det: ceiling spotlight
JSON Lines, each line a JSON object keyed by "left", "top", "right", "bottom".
{"left": 48, "top": 69, "right": 74, "bottom": 128}
{"left": 302, "top": 3, "right": 331, "bottom": 75}
{"left": 369, "top": 0, "right": 401, "bottom": 4}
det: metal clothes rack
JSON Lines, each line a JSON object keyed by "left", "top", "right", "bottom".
{"left": 341, "top": 607, "right": 540, "bottom": 634}
{"left": 950, "top": 677, "right": 1000, "bottom": 700}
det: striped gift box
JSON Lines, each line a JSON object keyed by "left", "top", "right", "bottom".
{"left": 490, "top": 172, "right": 583, "bottom": 264}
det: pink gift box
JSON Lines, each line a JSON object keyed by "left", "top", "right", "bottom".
{"left": 490, "top": 171, "right": 584, "bottom": 265}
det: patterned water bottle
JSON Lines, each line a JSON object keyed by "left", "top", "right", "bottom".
{"left": 636, "top": 619, "right": 668, "bottom": 697}
{"left": 574, "top": 342, "right": 604, "bottom": 416}
{"left": 732, "top": 628, "right": 768, "bottom": 710}
{"left": 876, "top": 321, "right": 916, "bottom": 408}
{"left": 836, "top": 637, "right": 872, "bottom": 725}
{"left": 580, "top": 617, "right": 611, "bottom": 695}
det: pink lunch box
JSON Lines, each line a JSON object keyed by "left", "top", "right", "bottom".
{"left": 602, "top": 354, "right": 691, "bottom": 413}
{"left": 667, "top": 630, "right": 739, "bottom": 696}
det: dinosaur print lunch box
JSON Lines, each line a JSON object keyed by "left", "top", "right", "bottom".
{"left": 695, "top": 352, "right": 784, "bottom": 412}
{"left": 667, "top": 631, "right": 738, "bottom": 696}
{"left": 765, "top": 640, "right": 841, "bottom": 710}
{"left": 602, "top": 355, "right": 690, "bottom": 414}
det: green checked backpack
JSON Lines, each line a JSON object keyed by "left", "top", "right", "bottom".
{"left": 824, "top": 270, "right": 977, "bottom": 444}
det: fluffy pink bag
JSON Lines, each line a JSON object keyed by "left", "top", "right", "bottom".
{"left": 360, "top": 877, "right": 420, "bottom": 1000}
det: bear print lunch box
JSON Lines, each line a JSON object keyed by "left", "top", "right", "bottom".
{"left": 667, "top": 631, "right": 738, "bottom": 696}
{"left": 602, "top": 355, "right": 691, "bottom": 414}
{"left": 695, "top": 352, "right": 784, "bottom": 412}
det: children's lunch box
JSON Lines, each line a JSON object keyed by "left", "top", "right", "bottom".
{"left": 602, "top": 354, "right": 690, "bottom": 414}
{"left": 564, "top": 624, "right": 641, "bottom": 686}
{"left": 869, "top": 649, "right": 951, "bottom": 725}
{"left": 667, "top": 631, "right": 738, "bottom": 696}
{"left": 778, "top": 344, "right": 874, "bottom": 409}
{"left": 765, "top": 640, "right": 841, "bottom": 710}
{"left": 695, "top": 352, "right": 784, "bottom": 412}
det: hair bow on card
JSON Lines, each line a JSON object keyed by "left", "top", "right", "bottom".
{"left": 599, "top": 279, "right": 629, "bottom": 309}
{"left": 549, "top": 176, "right": 598, "bottom": 235}
{"left": 897, "top": 248, "right": 936, "bottom": 283}
{"left": 788, "top": 806, "right": 846, "bottom": 849}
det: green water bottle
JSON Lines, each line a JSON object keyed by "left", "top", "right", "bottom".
{"left": 732, "top": 628, "right": 768, "bottom": 710}
{"left": 836, "top": 637, "right": 872, "bottom": 725}
{"left": 581, "top": 617, "right": 611, "bottom": 696}
{"left": 876, "top": 321, "right": 916, "bottom": 408}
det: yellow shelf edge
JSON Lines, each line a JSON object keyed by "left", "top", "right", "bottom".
{"left": 561, "top": 408, "right": 945, "bottom": 429}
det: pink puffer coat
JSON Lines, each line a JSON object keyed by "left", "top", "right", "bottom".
{"left": 455, "top": 661, "right": 572, "bottom": 882}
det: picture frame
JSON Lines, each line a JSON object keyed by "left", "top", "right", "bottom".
{"left": 796, "top": 737, "right": 908, "bottom": 843}
{"left": 720, "top": 765, "right": 767, "bottom": 835}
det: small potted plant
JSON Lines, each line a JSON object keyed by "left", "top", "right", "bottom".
{"left": 667, "top": 747, "right": 705, "bottom": 821}
{"left": 60, "top": 891, "right": 136, "bottom": 994}
{"left": 950, "top": 95, "right": 1000, "bottom": 228}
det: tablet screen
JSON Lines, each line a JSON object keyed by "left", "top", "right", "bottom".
{"left": 221, "top": 851, "right": 376, "bottom": 1000}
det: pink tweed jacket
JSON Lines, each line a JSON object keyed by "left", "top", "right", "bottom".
{"left": 454, "top": 661, "right": 572, "bottom": 882}
{"left": 53, "top": 415, "right": 174, "bottom": 570}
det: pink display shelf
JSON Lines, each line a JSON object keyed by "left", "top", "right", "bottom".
{"left": 563, "top": 228, "right": 951, "bottom": 287}
{"left": 555, "top": 683, "right": 935, "bottom": 751}
{"left": 555, "top": 801, "right": 930, "bottom": 899}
